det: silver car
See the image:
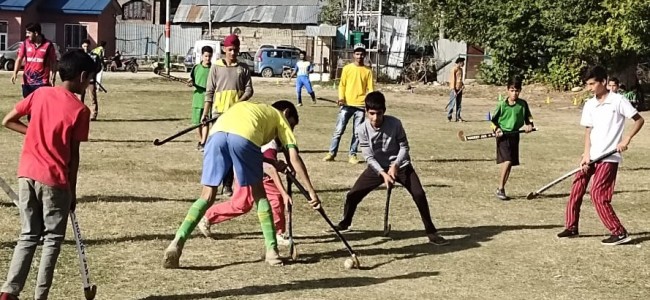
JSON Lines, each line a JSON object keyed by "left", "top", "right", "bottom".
{"left": 0, "top": 41, "right": 61, "bottom": 71}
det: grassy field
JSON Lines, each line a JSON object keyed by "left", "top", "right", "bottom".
{"left": 0, "top": 73, "right": 649, "bottom": 300}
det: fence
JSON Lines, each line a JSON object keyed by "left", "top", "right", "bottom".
{"left": 116, "top": 23, "right": 202, "bottom": 61}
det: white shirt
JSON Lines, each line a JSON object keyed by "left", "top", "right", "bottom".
{"left": 580, "top": 92, "right": 638, "bottom": 163}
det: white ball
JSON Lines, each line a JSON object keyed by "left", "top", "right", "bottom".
{"left": 344, "top": 258, "right": 354, "bottom": 269}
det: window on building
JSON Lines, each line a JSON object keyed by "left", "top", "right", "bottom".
{"left": 123, "top": 0, "right": 152, "bottom": 21}
{"left": 64, "top": 24, "right": 88, "bottom": 51}
{"left": 0, "top": 21, "right": 7, "bottom": 51}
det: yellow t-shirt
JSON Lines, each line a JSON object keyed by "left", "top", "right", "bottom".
{"left": 211, "top": 102, "right": 297, "bottom": 148}
{"left": 338, "top": 64, "right": 374, "bottom": 107}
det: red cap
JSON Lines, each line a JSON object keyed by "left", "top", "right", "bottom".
{"left": 223, "top": 34, "right": 240, "bottom": 47}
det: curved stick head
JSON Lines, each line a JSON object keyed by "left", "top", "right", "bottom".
{"left": 383, "top": 224, "right": 391, "bottom": 237}
{"left": 352, "top": 254, "right": 360, "bottom": 269}
{"left": 290, "top": 245, "right": 298, "bottom": 261}
{"left": 84, "top": 285, "right": 97, "bottom": 300}
{"left": 457, "top": 131, "right": 466, "bottom": 141}
{"left": 526, "top": 192, "right": 537, "bottom": 200}
{"left": 152, "top": 139, "right": 162, "bottom": 146}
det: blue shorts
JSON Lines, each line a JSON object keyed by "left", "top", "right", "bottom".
{"left": 201, "top": 132, "right": 263, "bottom": 187}
{"left": 296, "top": 76, "right": 313, "bottom": 94}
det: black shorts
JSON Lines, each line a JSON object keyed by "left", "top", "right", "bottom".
{"left": 496, "top": 133, "right": 520, "bottom": 166}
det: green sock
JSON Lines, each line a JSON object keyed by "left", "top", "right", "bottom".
{"left": 175, "top": 198, "right": 209, "bottom": 243}
{"left": 256, "top": 198, "right": 277, "bottom": 250}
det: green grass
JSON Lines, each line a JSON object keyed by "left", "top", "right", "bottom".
{"left": 0, "top": 75, "right": 649, "bottom": 299}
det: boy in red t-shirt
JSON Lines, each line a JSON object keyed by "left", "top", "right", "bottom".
{"left": 0, "top": 50, "right": 95, "bottom": 300}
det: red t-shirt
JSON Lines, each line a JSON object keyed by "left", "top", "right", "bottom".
{"left": 17, "top": 39, "right": 56, "bottom": 86}
{"left": 15, "top": 87, "right": 90, "bottom": 188}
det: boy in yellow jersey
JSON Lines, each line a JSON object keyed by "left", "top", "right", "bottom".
{"left": 201, "top": 34, "right": 253, "bottom": 195}
{"left": 163, "top": 101, "right": 321, "bottom": 268}
{"left": 323, "top": 43, "right": 374, "bottom": 164}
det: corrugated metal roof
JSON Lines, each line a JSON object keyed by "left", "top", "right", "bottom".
{"left": 0, "top": 0, "right": 35, "bottom": 11}
{"left": 180, "top": 0, "right": 320, "bottom": 6}
{"left": 174, "top": 4, "right": 320, "bottom": 24}
{"left": 40, "top": 0, "right": 114, "bottom": 15}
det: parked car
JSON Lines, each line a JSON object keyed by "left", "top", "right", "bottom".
{"left": 183, "top": 46, "right": 254, "bottom": 73}
{"left": 254, "top": 48, "right": 300, "bottom": 77}
{"left": 258, "top": 44, "right": 301, "bottom": 52}
{"left": 0, "top": 41, "right": 62, "bottom": 71}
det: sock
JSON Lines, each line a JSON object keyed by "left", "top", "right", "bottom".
{"left": 297, "top": 92, "right": 302, "bottom": 104}
{"left": 256, "top": 198, "right": 277, "bottom": 250}
{"left": 175, "top": 198, "right": 209, "bottom": 243}
{"left": 309, "top": 92, "right": 316, "bottom": 101}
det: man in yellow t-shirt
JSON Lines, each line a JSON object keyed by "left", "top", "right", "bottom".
{"left": 323, "top": 43, "right": 374, "bottom": 164}
{"left": 164, "top": 101, "right": 322, "bottom": 268}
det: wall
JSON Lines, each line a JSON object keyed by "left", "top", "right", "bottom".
{"left": 98, "top": 7, "right": 118, "bottom": 55}
{"left": 116, "top": 23, "right": 201, "bottom": 58}
{"left": 38, "top": 14, "right": 98, "bottom": 52}
{"left": 0, "top": 12, "right": 23, "bottom": 49}
{"left": 207, "top": 23, "right": 310, "bottom": 53}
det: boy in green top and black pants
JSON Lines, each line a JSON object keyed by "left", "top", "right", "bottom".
{"left": 188, "top": 46, "right": 214, "bottom": 151}
{"left": 490, "top": 77, "right": 534, "bottom": 200}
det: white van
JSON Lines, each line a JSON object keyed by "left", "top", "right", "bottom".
{"left": 192, "top": 40, "right": 221, "bottom": 65}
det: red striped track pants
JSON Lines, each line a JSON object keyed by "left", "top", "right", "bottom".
{"left": 564, "top": 162, "right": 626, "bottom": 235}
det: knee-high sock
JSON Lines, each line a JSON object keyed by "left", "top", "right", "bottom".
{"left": 175, "top": 198, "right": 209, "bottom": 243}
{"left": 256, "top": 198, "right": 277, "bottom": 249}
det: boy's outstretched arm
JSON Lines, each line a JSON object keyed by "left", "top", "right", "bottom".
{"left": 2, "top": 108, "right": 27, "bottom": 134}
{"left": 285, "top": 147, "right": 320, "bottom": 209}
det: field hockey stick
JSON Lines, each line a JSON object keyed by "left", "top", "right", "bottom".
{"left": 156, "top": 72, "right": 191, "bottom": 84}
{"left": 457, "top": 128, "right": 537, "bottom": 142}
{"left": 153, "top": 116, "right": 218, "bottom": 146}
{"left": 284, "top": 170, "right": 360, "bottom": 269}
{"left": 383, "top": 186, "right": 392, "bottom": 237}
{"left": 96, "top": 82, "right": 108, "bottom": 93}
{"left": 444, "top": 87, "right": 464, "bottom": 111}
{"left": 70, "top": 211, "right": 97, "bottom": 300}
{"left": 526, "top": 149, "right": 618, "bottom": 199}
{"left": 0, "top": 176, "right": 19, "bottom": 206}
{"left": 285, "top": 175, "right": 298, "bottom": 260}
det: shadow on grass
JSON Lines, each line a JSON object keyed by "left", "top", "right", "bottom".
{"left": 576, "top": 231, "right": 650, "bottom": 244}
{"left": 298, "top": 149, "right": 330, "bottom": 154}
{"left": 179, "top": 258, "right": 264, "bottom": 271}
{"left": 414, "top": 158, "right": 494, "bottom": 163}
{"left": 620, "top": 166, "right": 650, "bottom": 171}
{"left": 532, "top": 189, "right": 650, "bottom": 200}
{"left": 94, "top": 118, "right": 185, "bottom": 122}
{"left": 298, "top": 225, "right": 561, "bottom": 261}
{"left": 89, "top": 138, "right": 192, "bottom": 144}
{"left": 317, "top": 183, "right": 451, "bottom": 194}
{"left": 316, "top": 97, "right": 338, "bottom": 104}
{"left": 77, "top": 195, "right": 195, "bottom": 203}
{"left": 137, "top": 271, "right": 439, "bottom": 299}
{"left": 0, "top": 201, "right": 16, "bottom": 208}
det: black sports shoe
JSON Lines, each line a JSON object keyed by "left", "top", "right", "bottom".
{"left": 557, "top": 229, "right": 579, "bottom": 238}
{"left": 222, "top": 186, "right": 233, "bottom": 197}
{"left": 601, "top": 233, "right": 632, "bottom": 245}
{"left": 428, "top": 233, "right": 450, "bottom": 246}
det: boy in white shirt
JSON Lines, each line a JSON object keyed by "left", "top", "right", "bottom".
{"left": 557, "top": 66, "right": 644, "bottom": 245}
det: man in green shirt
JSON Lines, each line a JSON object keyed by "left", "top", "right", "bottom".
{"left": 490, "top": 77, "right": 534, "bottom": 200}
{"left": 188, "top": 46, "right": 214, "bottom": 151}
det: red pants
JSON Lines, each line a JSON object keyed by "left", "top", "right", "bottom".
{"left": 564, "top": 162, "right": 625, "bottom": 235}
{"left": 205, "top": 177, "right": 286, "bottom": 234}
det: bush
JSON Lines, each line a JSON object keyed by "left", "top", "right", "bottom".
{"left": 544, "top": 57, "right": 584, "bottom": 91}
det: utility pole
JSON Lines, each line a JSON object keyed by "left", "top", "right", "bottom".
{"left": 208, "top": 0, "right": 212, "bottom": 39}
{"left": 165, "top": 0, "right": 171, "bottom": 75}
